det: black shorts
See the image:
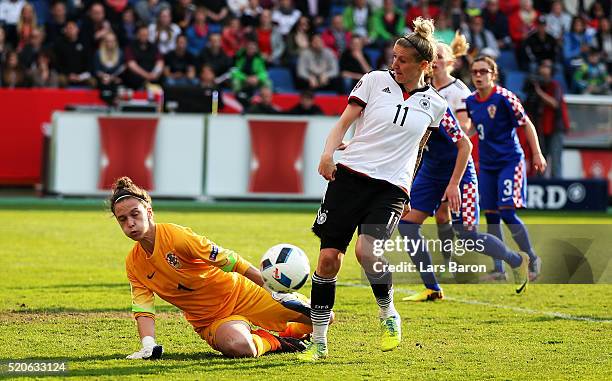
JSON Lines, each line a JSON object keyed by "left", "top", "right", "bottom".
{"left": 312, "top": 165, "right": 408, "bottom": 252}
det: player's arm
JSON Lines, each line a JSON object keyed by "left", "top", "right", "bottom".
{"left": 456, "top": 110, "right": 472, "bottom": 135}
{"left": 319, "top": 102, "right": 363, "bottom": 181}
{"left": 523, "top": 116, "right": 547, "bottom": 174}
{"left": 505, "top": 92, "right": 547, "bottom": 174}
{"left": 241, "top": 264, "right": 265, "bottom": 286}
{"left": 213, "top": 247, "right": 264, "bottom": 286}
{"left": 439, "top": 108, "right": 471, "bottom": 212}
{"left": 126, "top": 267, "right": 163, "bottom": 359}
{"left": 213, "top": 246, "right": 264, "bottom": 286}
{"left": 444, "top": 135, "right": 472, "bottom": 212}
{"left": 179, "top": 228, "right": 264, "bottom": 286}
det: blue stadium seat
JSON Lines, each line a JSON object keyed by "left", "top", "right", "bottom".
{"left": 498, "top": 50, "right": 518, "bottom": 71}
{"left": 331, "top": 4, "right": 345, "bottom": 16}
{"left": 506, "top": 70, "right": 527, "bottom": 100}
{"left": 268, "top": 67, "right": 296, "bottom": 92}
{"left": 364, "top": 47, "right": 381, "bottom": 69}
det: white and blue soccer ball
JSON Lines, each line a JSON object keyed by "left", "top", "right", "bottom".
{"left": 260, "top": 243, "right": 310, "bottom": 293}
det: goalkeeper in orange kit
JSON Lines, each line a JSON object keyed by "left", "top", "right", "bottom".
{"left": 109, "top": 177, "right": 314, "bottom": 359}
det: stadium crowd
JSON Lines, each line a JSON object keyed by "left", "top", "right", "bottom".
{"left": 0, "top": 0, "right": 610, "bottom": 100}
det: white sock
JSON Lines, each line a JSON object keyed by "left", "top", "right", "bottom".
{"left": 377, "top": 288, "right": 398, "bottom": 319}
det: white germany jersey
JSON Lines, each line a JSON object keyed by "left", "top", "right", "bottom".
{"left": 339, "top": 70, "right": 447, "bottom": 193}
{"left": 436, "top": 78, "right": 471, "bottom": 115}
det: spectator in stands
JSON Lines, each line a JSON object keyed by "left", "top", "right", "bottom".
{"left": 0, "top": 26, "right": 12, "bottom": 68}
{"left": 462, "top": 15, "right": 500, "bottom": 58}
{"left": 227, "top": 0, "right": 248, "bottom": 16}
{"left": 482, "top": 0, "right": 511, "bottom": 50}
{"left": 0, "top": 0, "right": 25, "bottom": 46}
{"left": 287, "top": 89, "right": 323, "bottom": 114}
{"left": 80, "top": 2, "right": 114, "bottom": 53}
{"left": 591, "top": 17, "right": 611, "bottom": 72}
{"left": 322, "top": 15, "right": 350, "bottom": 57}
{"left": 376, "top": 41, "right": 393, "bottom": 69}
{"left": 586, "top": 2, "right": 605, "bottom": 30}
{"left": 521, "top": 15, "right": 559, "bottom": 71}
{"left": 285, "top": 15, "right": 311, "bottom": 62}
{"left": 29, "top": 50, "right": 59, "bottom": 87}
{"left": 368, "top": 0, "right": 405, "bottom": 46}
{"left": 522, "top": 59, "right": 569, "bottom": 178}
{"left": 124, "top": 24, "right": 163, "bottom": 89}
{"left": 94, "top": 32, "right": 124, "bottom": 82}
{"left": 116, "top": 6, "right": 137, "bottom": 47}
{"left": 173, "top": 0, "right": 195, "bottom": 30}
{"left": 204, "top": 0, "right": 230, "bottom": 31}
{"left": 296, "top": 33, "right": 340, "bottom": 92}
{"left": 465, "top": 0, "right": 487, "bottom": 16}
{"left": 545, "top": 0, "right": 572, "bottom": 42}
{"left": 294, "top": 0, "right": 329, "bottom": 31}
{"left": 588, "top": 0, "right": 611, "bottom": 19}
{"left": 563, "top": 16, "right": 593, "bottom": 86}
{"left": 44, "top": 1, "right": 67, "bottom": 47}
{"left": 185, "top": 7, "right": 208, "bottom": 56}
{"left": 148, "top": 7, "right": 181, "bottom": 55}
{"left": 221, "top": 16, "right": 245, "bottom": 57}
{"left": 236, "top": 0, "right": 263, "bottom": 29}
{"left": 573, "top": 47, "right": 611, "bottom": 94}
{"left": 232, "top": 39, "right": 270, "bottom": 105}
{"left": 18, "top": 26, "right": 43, "bottom": 69}
{"left": 406, "top": 0, "right": 440, "bottom": 29}
{"left": 246, "top": 85, "right": 280, "bottom": 114}
{"left": 199, "top": 64, "right": 223, "bottom": 109}
{"left": 271, "top": 0, "right": 301, "bottom": 36}
{"left": 15, "top": 2, "right": 36, "bottom": 50}
{"left": 255, "top": 8, "right": 284, "bottom": 66}
{"left": 433, "top": 11, "right": 454, "bottom": 45}
{"left": 340, "top": 35, "right": 371, "bottom": 93}
{"left": 447, "top": 0, "right": 467, "bottom": 31}
{"left": 1, "top": 49, "right": 27, "bottom": 86}
{"left": 343, "top": 0, "right": 370, "bottom": 38}
{"left": 163, "top": 34, "right": 197, "bottom": 86}
{"left": 198, "top": 32, "right": 232, "bottom": 83}
{"left": 94, "top": 31, "right": 124, "bottom": 102}
{"left": 508, "top": 0, "right": 539, "bottom": 45}
{"left": 134, "top": 0, "right": 169, "bottom": 26}
{"left": 53, "top": 20, "right": 94, "bottom": 87}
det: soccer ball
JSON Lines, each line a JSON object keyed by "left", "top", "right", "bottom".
{"left": 260, "top": 243, "right": 310, "bottom": 293}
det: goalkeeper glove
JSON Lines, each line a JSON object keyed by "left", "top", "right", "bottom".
{"left": 126, "top": 336, "right": 164, "bottom": 360}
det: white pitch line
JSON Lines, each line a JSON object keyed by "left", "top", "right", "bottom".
{"left": 337, "top": 282, "right": 612, "bottom": 324}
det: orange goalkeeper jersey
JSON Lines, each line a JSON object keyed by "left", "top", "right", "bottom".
{"left": 126, "top": 223, "right": 257, "bottom": 330}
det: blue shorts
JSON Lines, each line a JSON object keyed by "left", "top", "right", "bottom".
{"left": 410, "top": 175, "right": 480, "bottom": 227}
{"left": 478, "top": 160, "right": 527, "bottom": 211}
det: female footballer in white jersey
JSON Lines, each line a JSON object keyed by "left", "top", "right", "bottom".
{"left": 430, "top": 33, "right": 473, "bottom": 246}
{"left": 420, "top": 33, "right": 475, "bottom": 288}
{"left": 298, "top": 17, "right": 447, "bottom": 362}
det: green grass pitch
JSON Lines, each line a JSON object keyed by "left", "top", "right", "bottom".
{"left": 0, "top": 203, "right": 611, "bottom": 380}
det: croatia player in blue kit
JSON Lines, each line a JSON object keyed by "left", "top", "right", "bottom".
{"left": 398, "top": 38, "right": 531, "bottom": 300}
{"left": 465, "top": 56, "right": 546, "bottom": 281}
{"left": 397, "top": 107, "right": 531, "bottom": 299}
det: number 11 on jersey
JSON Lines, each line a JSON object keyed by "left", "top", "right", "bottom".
{"left": 393, "top": 104, "right": 409, "bottom": 127}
